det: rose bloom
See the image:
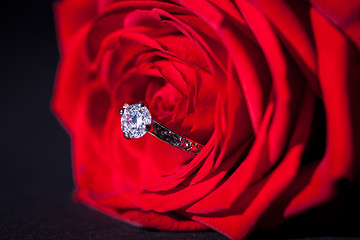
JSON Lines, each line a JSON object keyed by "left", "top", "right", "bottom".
{"left": 52, "top": 0, "right": 360, "bottom": 239}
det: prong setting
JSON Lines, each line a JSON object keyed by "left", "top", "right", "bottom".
{"left": 123, "top": 131, "right": 130, "bottom": 140}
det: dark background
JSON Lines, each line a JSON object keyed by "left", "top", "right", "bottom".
{"left": 1, "top": 1, "right": 359, "bottom": 239}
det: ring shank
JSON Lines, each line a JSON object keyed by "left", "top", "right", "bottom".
{"left": 148, "top": 121, "right": 203, "bottom": 155}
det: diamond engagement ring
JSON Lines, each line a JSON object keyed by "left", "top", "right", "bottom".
{"left": 119, "top": 102, "right": 203, "bottom": 155}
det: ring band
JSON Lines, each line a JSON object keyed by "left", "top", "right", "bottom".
{"left": 119, "top": 102, "right": 203, "bottom": 155}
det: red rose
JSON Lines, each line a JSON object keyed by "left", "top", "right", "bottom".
{"left": 52, "top": 0, "right": 360, "bottom": 239}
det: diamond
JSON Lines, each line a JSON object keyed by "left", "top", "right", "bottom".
{"left": 120, "top": 103, "right": 151, "bottom": 139}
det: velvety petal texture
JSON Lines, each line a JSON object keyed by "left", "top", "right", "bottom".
{"left": 52, "top": 0, "right": 360, "bottom": 239}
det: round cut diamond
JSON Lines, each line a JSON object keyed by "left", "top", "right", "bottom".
{"left": 121, "top": 103, "right": 151, "bottom": 139}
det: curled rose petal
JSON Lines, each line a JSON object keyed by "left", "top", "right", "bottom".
{"left": 52, "top": 0, "right": 360, "bottom": 239}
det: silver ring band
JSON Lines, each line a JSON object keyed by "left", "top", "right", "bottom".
{"left": 149, "top": 120, "right": 203, "bottom": 155}
{"left": 119, "top": 102, "right": 203, "bottom": 155}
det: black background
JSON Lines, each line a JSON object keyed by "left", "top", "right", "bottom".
{"left": 1, "top": 1, "right": 359, "bottom": 239}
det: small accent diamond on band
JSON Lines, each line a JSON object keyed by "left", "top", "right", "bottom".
{"left": 119, "top": 102, "right": 203, "bottom": 155}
